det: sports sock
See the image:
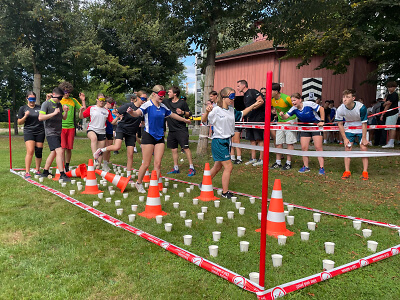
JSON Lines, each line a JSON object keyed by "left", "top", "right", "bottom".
{"left": 237, "top": 156, "right": 242, "bottom": 160}
{"left": 286, "top": 161, "right": 291, "bottom": 165}
{"left": 189, "top": 164, "right": 194, "bottom": 169}
{"left": 101, "top": 147, "right": 107, "bottom": 152}
{"left": 276, "top": 160, "right": 281, "bottom": 165}
{"left": 231, "top": 155, "right": 235, "bottom": 160}
{"left": 174, "top": 165, "right": 179, "bottom": 171}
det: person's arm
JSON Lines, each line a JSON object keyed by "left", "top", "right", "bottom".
{"left": 39, "top": 102, "right": 60, "bottom": 121}
{"left": 278, "top": 111, "right": 290, "bottom": 120}
{"left": 62, "top": 105, "right": 69, "bottom": 120}
{"left": 337, "top": 121, "right": 350, "bottom": 147}
{"left": 242, "top": 98, "right": 263, "bottom": 117}
{"left": 361, "top": 122, "right": 368, "bottom": 146}
{"left": 202, "top": 105, "right": 213, "bottom": 123}
{"left": 170, "top": 112, "right": 191, "bottom": 124}
{"left": 317, "top": 107, "right": 325, "bottom": 127}
{"left": 126, "top": 106, "right": 142, "bottom": 117}
{"left": 78, "top": 106, "right": 85, "bottom": 119}
{"left": 79, "top": 93, "right": 86, "bottom": 109}
{"left": 17, "top": 107, "right": 29, "bottom": 125}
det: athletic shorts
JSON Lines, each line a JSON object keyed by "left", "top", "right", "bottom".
{"left": 115, "top": 131, "right": 136, "bottom": 147}
{"left": 24, "top": 132, "right": 45, "bottom": 143}
{"left": 167, "top": 130, "right": 189, "bottom": 149}
{"left": 276, "top": 130, "right": 297, "bottom": 145}
{"left": 345, "top": 132, "right": 362, "bottom": 143}
{"left": 211, "top": 138, "right": 231, "bottom": 162}
{"left": 106, "top": 133, "right": 113, "bottom": 140}
{"left": 141, "top": 130, "right": 164, "bottom": 145}
{"left": 234, "top": 127, "right": 242, "bottom": 133}
{"left": 246, "top": 128, "right": 264, "bottom": 141}
{"left": 87, "top": 130, "right": 106, "bottom": 141}
{"left": 61, "top": 128, "right": 75, "bottom": 149}
{"left": 300, "top": 131, "right": 323, "bottom": 138}
{"left": 137, "top": 127, "right": 142, "bottom": 139}
{"left": 47, "top": 135, "right": 62, "bottom": 151}
{"left": 385, "top": 114, "right": 398, "bottom": 131}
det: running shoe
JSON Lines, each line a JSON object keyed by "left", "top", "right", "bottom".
{"left": 60, "top": 173, "right": 71, "bottom": 182}
{"left": 382, "top": 144, "right": 394, "bottom": 148}
{"left": 135, "top": 182, "right": 146, "bottom": 193}
{"left": 134, "top": 147, "right": 138, "bottom": 153}
{"left": 188, "top": 168, "right": 196, "bottom": 177}
{"left": 234, "top": 159, "right": 243, "bottom": 165}
{"left": 252, "top": 159, "right": 263, "bottom": 167}
{"left": 40, "top": 171, "right": 50, "bottom": 178}
{"left": 35, "top": 170, "right": 41, "bottom": 175}
{"left": 167, "top": 168, "right": 180, "bottom": 174}
{"left": 341, "top": 171, "right": 351, "bottom": 179}
{"left": 281, "top": 163, "right": 292, "bottom": 171}
{"left": 270, "top": 162, "right": 282, "bottom": 169}
{"left": 24, "top": 173, "right": 31, "bottom": 179}
{"left": 221, "top": 191, "right": 234, "bottom": 199}
{"left": 361, "top": 171, "right": 369, "bottom": 181}
{"left": 298, "top": 166, "right": 311, "bottom": 173}
{"left": 245, "top": 159, "right": 257, "bottom": 165}
{"left": 318, "top": 167, "right": 325, "bottom": 175}
{"left": 102, "top": 162, "right": 110, "bottom": 172}
{"left": 94, "top": 148, "right": 103, "bottom": 159}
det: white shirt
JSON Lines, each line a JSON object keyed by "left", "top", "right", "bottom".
{"left": 335, "top": 101, "right": 368, "bottom": 134}
{"left": 208, "top": 106, "right": 243, "bottom": 139}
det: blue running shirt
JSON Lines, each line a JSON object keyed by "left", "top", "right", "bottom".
{"left": 140, "top": 100, "right": 171, "bottom": 139}
{"left": 287, "top": 101, "right": 321, "bottom": 123}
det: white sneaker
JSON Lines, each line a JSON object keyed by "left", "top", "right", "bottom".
{"left": 102, "top": 162, "right": 110, "bottom": 172}
{"left": 135, "top": 182, "right": 146, "bottom": 193}
{"left": 382, "top": 144, "right": 394, "bottom": 148}
{"left": 245, "top": 159, "right": 257, "bottom": 165}
{"left": 252, "top": 159, "right": 263, "bottom": 166}
{"left": 94, "top": 148, "right": 103, "bottom": 159}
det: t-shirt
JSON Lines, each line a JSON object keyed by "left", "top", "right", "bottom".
{"left": 329, "top": 107, "right": 336, "bottom": 121}
{"left": 287, "top": 101, "right": 321, "bottom": 123}
{"left": 82, "top": 105, "right": 113, "bottom": 134}
{"left": 116, "top": 103, "right": 142, "bottom": 135}
{"left": 208, "top": 106, "right": 243, "bottom": 139}
{"left": 139, "top": 100, "right": 171, "bottom": 140}
{"left": 385, "top": 92, "right": 399, "bottom": 116}
{"left": 243, "top": 89, "right": 264, "bottom": 122}
{"left": 18, "top": 104, "right": 44, "bottom": 135}
{"left": 272, "top": 93, "right": 296, "bottom": 122}
{"left": 324, "top": 107, "right": 331, "bottom": 122}
{"left": 335, "top": 101, "right": 368, "bottom": 134}
{"left": 39, "top": 99, "right": 63, "bottom": 136}
{"left": 60, "top": 97, "right": 82, "bottom": 129}
{"left": 162, "top": 98, "right": 190, "bottom": 132}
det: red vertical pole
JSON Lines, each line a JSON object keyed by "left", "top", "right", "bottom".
{"left": 8, "top": 109, "right": 12, "bottom": 170}
{"left": 259, "top": 71, "right": 273, "bottom": 287}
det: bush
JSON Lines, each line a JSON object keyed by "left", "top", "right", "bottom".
{"left": 0, "top": 122, "right": 13, "bottom": 128}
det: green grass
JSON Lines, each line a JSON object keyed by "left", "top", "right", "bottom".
{"left": 1, "top": 135, "right": 400, "bottom": 299}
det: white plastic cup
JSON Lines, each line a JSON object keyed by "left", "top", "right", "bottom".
{"left": 212, "top": 231, "right": 221, "bottom": 241}
{"left": 209, "top": 245, "right": 218, "bottom": 257}
{"left": 367, "top": 240, "right": 378, "bottom": 252}
{"left": 93, "top": 201, "right": 99, "bottom": 207}
{"left": 162, "top": 188, "right": 168, "bottom": 194}
{"left": 139, "top": 196, "right": 145, "bottom": 202}
{"left": 116, "top": 208, "right": 123, "bottom": 215}
{"left": 353, "top": 220, "right": 362, "bottom": 230}
{"left": 239, "top": 207, "right": 245, "bottom": 215}
{"left": 185, "top": 219, "right": 192, "bottom": 228}
{"left": 190, "top": 185, "right": 194, "bottom": 190}
{"left": 110, "top": 190, "right": 115, "bottom": 196}
{"left": 201, "top": 206, "right": 208, "bottom": 213}
{"left": 249, "top": 272, "right": 259, "bottom": 283}
{"left": 179, "top": 192, "right": 184, "bottom": 198}
{"left": 39, "top": 177, "right": 44, "bottom": 183}
{"left": 164, "top": 195, "right": 170, "bottom": 201}
{"left": 115, "top": 200, "right": 121, "bottom": 206}
{"left": 69, "top": 190, "right": 75, "bottom": 195}
{"left": 173, "top": 202, "right": 179, "bottom": 208}
{"left": 325, "top": 242, "right": 335, "bottom": 254}
{"left": 180, "top": 210, "right": 187, "bottom": 218}
{"left": 278, "top": 235, "right": 287, "bottom": 246}
{"left": 271, "top": 254, "right": 283, "bottom": 267}
{"left": 71, "top": 179, "right": 76, "bottom": 184}
{"left": 76, "top": 182, "right": 82, "bottom": 187}
{"left": 34, "top": 174, "right": 39, "bottom": 179}
{"left": 258, "top": 212, "right": 262, "bottom": 221}
{"left": 313, "top": 213, "right": 321, "bottom": 222}
{"left": 156, "top": 215, "right": 163, "bottom": 224}
{"left": 183, "top": 235, "right": 192, "bottom": 246}
{"left": 102, "top": 182, "right": 107, "bottom": 187}
{"left": 197, "top": 212, "right": 204, "bottom": 220}
{"left": 77, "top": 185, "right": 82, "bottom": 191}
{"left": 123, "top": 193, "right": 128, "bottom": 199}
{"left": 164, "top": 182, "right": 169, "bottom": 187}
{"left": 227, "top": 211, "right": 234, "bottom": 219}
{"left": 284, "top": 210, "right": 289, "bottom": 217}
{"left": 307, "top": 222, "right": 316, "bottom": 231}
{"left": 240, "top": 241, "right": 250, "bottom": 252}
{"left": 173, "top": 183, "right": 178, "bottom": 189}
{"left": 216, "top": 216, "right": 223, "bottom": 224}
{"left": 287, "top": 215, "right": 294, "bottom": 225}
{"left": 217, "top": 189, "right": 223, "bottom": 195}
{"left": 301, "top": 232, "right": 310, "bottom": 241}
{"left": 193, "top": 198, "right": 199, "bottom": 205}
{"left": 362, "top": 229, "right": 372, "bottom": 238}
{"left": 98, "top": 193, "right": 104, "bottom": 199}
{"left": 164, "top": 223, "right": 172, "bottom": 232}
{"left": 108, "top": 186, "right": 113, "bottom": 191}
{"left": 231, "top": 196, "right": 237, "bottom": 203}
{"left": 214, "top": 200, "right": 220, "bottom": 208}
{"left": 144, "top": 182, "right": 149, "bottom": 188}
{"left": 235, "top": 202, "right": 241, "bottom": 209}
{"left": 128, "top": 214, "right": 136, "bottom": 222}
{"left": 126, "top": 170, "right": 132, "bottom": 176}
{"left": 59, "top": 179, "right": 64, "bottom": 184}
{"left": 105, "top": 197, "right": 111, "bottom": 203}
{"left": 249, "top": 197, "right": 256, "bottom": 204}
{"left": 287, "top": 204, "right": 294, "bottom": 211}
{"left": 131, "top": 204, "right": 138, "bottom": 211}
{"left": 323, "top": 259, "right": 335, "bottom": 270}
{"left": 130, "top": 182, "right": 135, "bottom": 188}
{"left": 61, "top": 183, "right": 66, "bottom": 188}
{"left": 237, "top": 226, "right": 246, "bottom": 237}
{"left": 186, "top": 187, "right": 191, "bottom": 193}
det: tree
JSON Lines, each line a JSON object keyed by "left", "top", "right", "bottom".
{"left": 169, "top": 0, "right": 267, "bottom": 155}
{"left": 260, "top": 0, "right": 400, "bottom": 82}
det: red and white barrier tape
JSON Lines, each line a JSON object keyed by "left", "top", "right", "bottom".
{"left": 235, "top": 124, "right": 400, "bottom": 131}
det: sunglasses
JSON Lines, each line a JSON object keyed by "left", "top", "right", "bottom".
{"left": 28, "top": 97, "right": 36, "bottom": 102}
{"left": 140, "top": 97, "right": 148, "bottom": 101}
{"left": 98, "top": 97, "right": 106, "bottom": 102}
{"left": 223, "top": 93, "right": 236, "bottom": 100}
{"left": 64, "top": 90, "right": 70, "bottom": 94}
{"left": 155, "top": 90, "right": 166, "bottom": 97}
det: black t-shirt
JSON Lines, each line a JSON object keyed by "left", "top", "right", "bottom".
{"left": 18, "top": 104, "right": 45, "bottom": 135}
{"left": 243, "top": 89, "right": 265, "bottom": 122}
{"left": 324, "top": 107, "right": 331, "bottom": 122}
{"left": 40, "top": 100, "right": 63, "bottom": 136}
{"left": 162, "top": 98, "right": 190, "bottom": 132}
{"left": 385, "top": 92, "right": 399, "bottom": 116}
{"left": 116, "top": 103, "right": 142, "bottom": 135}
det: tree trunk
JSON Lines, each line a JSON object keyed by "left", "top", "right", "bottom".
{"left": 33, "top": 72, "right": 41, "bottom": 104}
{"left": 196, "top": 34, "right": 217, "bottom": 156}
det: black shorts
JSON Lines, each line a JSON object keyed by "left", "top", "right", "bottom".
{"left": 234, "top": 127, "right": 242, "bottom": 133}
{"left": 47, "top": 135, "right": 62, "bottom": 151}
{"left": 141, "top": 130, "right": 164, "bottom": 145}
{"left": 137, "top": 127, "right": 142, "bottom": 139}
{"left": 246, "top": 128, "right": 264, "bottom": 141}
{"left": 87, "top": 130, "right": 106, "bottom": 141}
{"left": 24, "top": 132, "right": 45, "bottom": 143}
{"left": 115, "top": 131, "right": 136, "bottom": 147}
{"left": 300, "top": 131, "right": 323, "bottom": 138}
{"left": 106, "top": 133, "right": 113, "bottom": 140}
{"left": 167, "top": 130, "right": 189, "bottom": 149}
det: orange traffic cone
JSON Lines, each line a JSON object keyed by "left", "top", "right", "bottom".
{"left": 52, "top": 167, "right": 61, "bottom": 181}
{"left": 66, "top": 163, "right": 87, "bottom": 178}
{"left": 256, "top": 179, "right": 294, "bottom": 237}
{"left": 95, "top": 169, "right": 130, "bottom": 193}
{"left": 195, "top": 163, "right": 219, "bottom": 201}
{"left": 81, "top": 159, "right": 102, "bottom": 194}
{"left": 138, "top": 170, "right": 168, "bottom": 219}
{"left": 158, "top": 173, "right": 163, "bottom": 191}
{"left": 143, "top": 169, "right": 150, "bottom": 183}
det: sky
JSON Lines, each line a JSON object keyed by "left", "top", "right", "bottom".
{"left": 183, "top": 55, "right": 196, "bottom": 94}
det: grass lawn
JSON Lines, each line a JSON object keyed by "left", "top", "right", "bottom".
{"left": 1, "top": 134, "right": 400, "bottom": 299}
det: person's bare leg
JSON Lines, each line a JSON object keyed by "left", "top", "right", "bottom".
{"left": 221, "top": 160, "right": 233, "bottom": 193}
{"left": 210, "top": 161, "right": 222, "bottom": 179}
{"left": 171, "top": 148, "right": 179, "bottom": 167}
{"left": 25, "top": 141, "right": 35, "bottom": 173}
{"left": 54, "top": 147, "right": 64, "bottom": 172}
{"left": 96, "top": 140, "right": 106, "bottom": 165}
{"left": 153, "top": 143, "right": 165, "bottom": 178}
{"left": 87, "top": 131, "right": 98, "bottom": 155}
{"left": 126, "top": 146, "right": 134, "bottom": 171}
{"left": 344, "top": 144, "right": 352, "bottom": 172}
{"left": 250, "top": 140, "right": 256, "bottom": 159}
{"left": 300, "top": 137, "right": 311, "bottom": 167}
{"left": 312, "top": 135, "right": 324, "bottom": 168}
{"left": 105, "top": 139, "right": 122, "bottom": 152}
{"left": 360, "top": 143, "right": 368, "bottom": 172}
{"left": 44, "top": 150, "right": 56, "bottom": 170}
{"left": 286, "top": 143, "right": 294, "bottom": 162}
{"left": 257, "top": 140, "right": 264, "bottom": 159}
{"left": 137, "top": 144, "right": 154, "bottom": 183}
{"left": 184, "top": 148, "right": 194, "bottom": 165}
{"left": 65, "top": 149, "right": 72, "bottom": 164}
{"left": 34, "top": 142, "right": 44, "bottom": 172}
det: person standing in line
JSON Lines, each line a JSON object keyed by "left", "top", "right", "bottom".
{"left": 101, "top": 97, "right": 117, "bottom": 172}
{"left": 323, "top": 100, "right": 331, "bottom": 144}
{"left": 164, "top": 86, "right": 196, "bottom": 177}
{"left": 39, "top": 87, "right": 70, "bottom": 181}
{"left": 59, "top": 81, "right": 86, "bottom": 172}
{"left": 17, "top": 91, "right": 45, "bottom": 178}
{"left": 236, "top": 80, "right": 265, "bottom": 166}
{"left": 381, "top": 81, "right": 399, "bottom": 148}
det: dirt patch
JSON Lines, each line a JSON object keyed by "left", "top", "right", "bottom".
{"left": 1, "top": 230, "right": 36, "bottom": 245}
